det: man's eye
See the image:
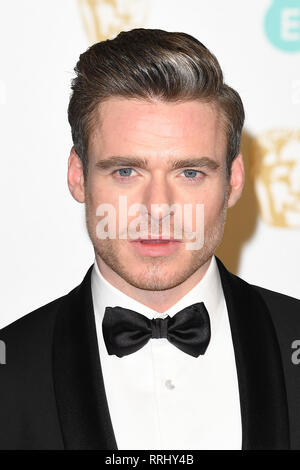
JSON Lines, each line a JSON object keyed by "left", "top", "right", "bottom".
{"left": 182, "top": 169, "right": 205, "bottom": 179}
{"left": 114, "top": 168, "right": 136, "bottom": 178}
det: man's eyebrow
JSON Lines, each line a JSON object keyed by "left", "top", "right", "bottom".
{"left": 95, "top": 157, "right": 149, "bottom": 170}
{"left": 95, "top": 156, "right": 220, "bottom": 171}
{"left": 170, "top": 157, "right": 220, "bottom": 171}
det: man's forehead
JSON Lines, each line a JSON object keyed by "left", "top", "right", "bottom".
{"left": 89, "top": 97, "right": 227, "bottom": 155}
{"left": 94, "top": 97, "right": 223, "bottom": 131}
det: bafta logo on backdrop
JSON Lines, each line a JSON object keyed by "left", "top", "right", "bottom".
{"left": 252, "top": 129, "right": 300, "bottom": 228}
{"left": 77, "top": 0, "right": 148, "bottom": 43}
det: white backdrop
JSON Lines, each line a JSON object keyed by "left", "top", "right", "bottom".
{"left": 0, "top": 0, "right": 299, "bottom": 328}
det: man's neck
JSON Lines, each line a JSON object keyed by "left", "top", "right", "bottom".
{"left": 95, "top": 255, "right": 212, "bottom": 313}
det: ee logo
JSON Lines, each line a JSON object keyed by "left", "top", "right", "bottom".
{"left": 265, "top": 0, "right": 300, "bottom": 52}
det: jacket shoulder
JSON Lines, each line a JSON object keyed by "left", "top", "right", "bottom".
{"left": 0, "top": 296, "right": 65, "bottom": 449}
{"left": 252, "top": 284, "right": 300, "bottom": 326}
{"left": 251, "top": 283, "right": 300, "bottom": 369}
{"left": 1, "top": 293, "right": 68, "bottom": 342}
{"left": 251, "top": 285, "right": 300, "bottom": 449}
{"left": 0, "top": 282, "right": 82, "bottom": 366}
{"left": 0, "top": 285, "right": 82, "bottom": 449}
{"left": 252, "top": 283, "right": 300, "bottom": 304}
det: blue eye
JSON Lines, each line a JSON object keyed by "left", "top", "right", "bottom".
{"left": 183, "top": 169, "right": 199, "bottom": 178}
{"left": 117, "top": 168, "right": 133, "bottom": 177}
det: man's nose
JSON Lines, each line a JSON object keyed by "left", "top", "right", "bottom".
{"left": 142, "top": 174, "right": 174, "bottom": 221}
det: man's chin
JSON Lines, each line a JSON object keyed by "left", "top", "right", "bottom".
{"left": 109, "top": 258, "right": 203, "bottom": 291}
{"left": 117, "top": 271, "right": 186, "bottom": 291}
{"left": 96, "top": 252, "right": 187, "bottom": 291}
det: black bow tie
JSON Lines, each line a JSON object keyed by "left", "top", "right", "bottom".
{"left": 102, "top": 302, "right": 211, "bottom": 358}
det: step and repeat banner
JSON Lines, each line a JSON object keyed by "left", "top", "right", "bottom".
{"left": 0, "top": 0, "right": 299, "bottom": 326}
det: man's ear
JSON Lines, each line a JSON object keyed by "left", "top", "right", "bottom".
{"left": 227, "top": 153, "right": 245, "bottom": 208}
{"left": 67, "top": 146, "right": 85, "bottom": 203}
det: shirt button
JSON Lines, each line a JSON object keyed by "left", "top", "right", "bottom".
{"left": 165, "top": 379, "right": 175, "bottom": 390}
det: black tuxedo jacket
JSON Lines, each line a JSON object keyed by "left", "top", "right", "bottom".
{"left": 0, "top": 258, "right": 300, "bottom": 450}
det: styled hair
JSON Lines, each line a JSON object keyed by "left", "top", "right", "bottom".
{"left": 68, "top": 28, "right": 245, "bottom": 178}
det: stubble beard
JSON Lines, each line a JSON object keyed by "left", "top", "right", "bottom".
{"left": 85, "top": 197, "right": 229, "bottom": 292}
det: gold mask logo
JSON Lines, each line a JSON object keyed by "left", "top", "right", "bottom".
{"left": 252, "top": 129, "right": 300, "bottom": 228}
{"left": 77, "top": 0, "right": 148, "bottom": 43}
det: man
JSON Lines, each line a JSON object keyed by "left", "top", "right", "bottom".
{"left": 0, "top": 28, "right": 299, "bottom": 450}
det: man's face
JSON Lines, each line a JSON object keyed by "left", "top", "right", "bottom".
{"left": 68, "top": 98, "right": 244, "bottom": 291}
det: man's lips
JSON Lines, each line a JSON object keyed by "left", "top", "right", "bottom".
{"left": 131, "top": 236, "right": 182, "bottom": 243}
{"left": 139, "top": 240, "right": 174, "bottom": 243}
{"left": 129, "top": 237, "right": 182, "bottom": 257}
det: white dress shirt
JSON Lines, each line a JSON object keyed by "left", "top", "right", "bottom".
{"left": 91, "top": 255, "right": 242, "bottom": 450}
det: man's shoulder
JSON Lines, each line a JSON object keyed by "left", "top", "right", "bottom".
{"left": 0, "top": 281, "right": 88, "bottom": 385}
{"left": 251, "top": 283, "right": 300, "bottom": 316}
{"left": 216, "top": 257, "right": 300, "bottom": 334}
{"left": 252, "top": 282, "right": 299, "bottom": 303}
{"left": 0, "top": 296, "right": 62, "bottom": 356}
{"left": 1, "top": 265, "right": 94, "bottom": 342}
{"left": 0, "top": 284, "right": 80, "bottom": 345}
{"left": 249, "top": 282, "right": 300, "bottom": 338}
{"left": 216, "top": 256, "right": 300, "bottom": 315}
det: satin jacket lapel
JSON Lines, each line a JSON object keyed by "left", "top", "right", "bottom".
{"left": 52, "top": 265, "right": 117, "bottom": 450}
{"left": 216, "top": 257, "right": 290, "bottom": 450}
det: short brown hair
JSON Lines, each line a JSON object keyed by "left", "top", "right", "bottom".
{"left": 68, "top": 28, "right": 244, "bottom": 178}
